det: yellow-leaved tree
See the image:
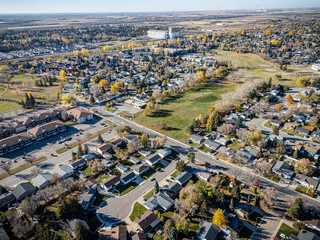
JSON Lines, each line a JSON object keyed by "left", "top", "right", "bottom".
{"left": 59, "top": 70, "right": 67, "bottom": 79}
{"left": 213, "top": 209, "right": 227, "bottom": 227}
{"left": 286, "top": 95, "right": 293, "bottom": 104}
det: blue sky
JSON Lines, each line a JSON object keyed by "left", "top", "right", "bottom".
{"left": 0, "top": 0, "right": 319, "bottom": 13}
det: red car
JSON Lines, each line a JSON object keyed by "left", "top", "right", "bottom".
{"left": 254, "top": 184, "right": 261, "bottom": 188}
{"left": 312, "top": 140, "right": 318, "bottom": 143}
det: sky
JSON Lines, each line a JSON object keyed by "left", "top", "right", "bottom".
{"left": 0, "top": 0, "right": 319, "bottom": 14}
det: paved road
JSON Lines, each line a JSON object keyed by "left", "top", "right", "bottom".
{"left": 92, "top": 106, "right": 320, "bottom": 238}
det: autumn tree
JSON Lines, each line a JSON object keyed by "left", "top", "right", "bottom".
{"left": 247, "top": 130, "right": 263, "bottom": 145}
{"left": 213, "top": 208, "right": 227, "bottom": 227}
{"left": 275, "top": 104, "right": 284, "bottom": 112}
{"left": 176, "top": 160, "right": 187, "bottom": 173}
{"left": 286, "top": 95, "right": 294, "bottom": 104}
{"left": 296, "top": 76, "right": 311, "bottom": 87}
{"left": 294, "top": 158, "right": 314, "bottom": 176}
{"left": 138, "top": 134, "right": 149, "bottom": 148}
{"left": 59, "top": 70, "right": 67, "bottom": 79}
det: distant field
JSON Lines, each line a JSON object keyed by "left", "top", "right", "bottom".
{"left": 134, "top": 83, "right": 236, "bottom": 142}
{"left": 0, "top": 101, "right": 21, "bottom": 114}
{"left": 1, "top": 74, "right": 61, "bottom": 104}
{"left": 214, "top": 51, "right": 306, "bottom": 87}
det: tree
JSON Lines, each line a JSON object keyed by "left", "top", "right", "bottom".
{"left": 260, "top": 187, "right": 278, "bottom": 212}
{"left": 296, "top": 76, "right": 311, "bottom": 87}
{"left": 97, "top": 134, "right": 104, "bottom": 144}
{"left": 287, "top": 198, "right": 304, "bottom": 219}
{"left": 286, "top": 95, "right": 294, "bottom": 104}
{"left": 272, "top": 126, "right": 279, "bottom": 135}
{"left": 176, "top": 160, "right": 187, "bottom": 173}
{"left": 187, "top": 151, "right": 195, "bottom": 163}
{"left": 75, "top": 220, "right": 91, "bottom": 240}
{"left": 293, "top": 149, "right": 299, "bottom": 159}
{"left": 90, "top": 95, "right": 95, "bottom": 104}
{"left": 72, "top": 151, "right": 77, "bottom": 161}
{"left": 36, "top": 224, "right": 61, "bottom": 240}
{"left": 247, "top": 130, "right": 263, "bottom": 145}
{"left": 59, "top": 70, "right": 67, "bottom": 79}
{"left": 294, "top": 158, "right": 313, "bottom": 176}
{"left": 276, "top": 140, "right": 286, "bottom": 154}
{"left": 229, "top": 198, "right": 234, "bottom": 212}
{"left": 167, "top": 226, "right": 178, "bottom": 240}
{"left": 253, "top": 195, "right": 258, "bottom": 207}
{"left": 235, "top": 118, "right": 242, "bottom": 129}
{"left": 138, "top": 134, "right": 149, "bottom": 148}
{"left": 83, "top": 144, "right": 89, "bottom": 155}
{"left": 25, "top": 155, "right": 36, "bottom": 165}
{"left": 231, "top": 185, "right": 241, "bottom": 201}
{"left": 77, "top": 143, "right": 84, "bottom": 158}
{"left": 275, "top": 104, "right": 284, "bottom": 111}
{"left": 213, "top": 208, "right": 227, "bottom": 227}
{"left": 0, "top": 162, "right": 11, "bottom": 175}
{"left": 175, "top": 216, "right": 189, "bottom": 234}
{"left": 154, "top": 181, "right": 160, "bottom": 194}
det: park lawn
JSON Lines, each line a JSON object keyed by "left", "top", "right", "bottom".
{"left": 214, "top": 51, "right": 303, "bottom": 87}
{"left": 143, "top": 188, "right": 154, "bottom": 200}
{"left": 0, "top": 101, "right": 22, "bottom": 114}
{"left": 228, "top": 140, "right": 245, "bottom": 151}
{"left": 1, "top": 74, "right": 61, "bottom": 104}
{"left": 134, "top": 84, "right": 235, "bottom": 142}
{"left": 117, "top": 182, "right": 139, "bottom": 196}
{"left": 278, "top": 223, "right": 299, "bottom": 237}
{"left": 129, "top": 202, "right": 147, "bottom": 221}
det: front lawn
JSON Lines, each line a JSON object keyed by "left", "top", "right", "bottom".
{"left": 96, "top": 174, "right": 110, "bottom": 183}
{"left": 117, "top": 182, "right": 139, "bottom": 196}
{"left": 170, "top": 170, "right": 179, "bottom": 178}
{"left": 143, "top": 188, "right": 154, "bottom": 200}
{"left": 295, "top": 185, "right": 315, "bottom": 197}
{"left": 281, "top": 129, "right": 304, "bottom": 137}
{"left": 278, "top": 223, "right": 299, "bottom": 237}
{"left": 141, "top": 169, "right": 156, "bottom": 180}
{"left": 198, "top": 145, "right": 211, "bottom": 153}
{"left": 228, "top": 141, "right": 245, "bottom": 151}
{"left": 93, "top": 194, "right": 109, "bottom": 206}
{"left": 129, "top": 202, "right": 147, "bottom": 221}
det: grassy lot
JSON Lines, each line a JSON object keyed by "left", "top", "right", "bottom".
{"left": 141, "top": 169, "right": 156, "bottom": 180}
{"left": 96, "top": 174, "right": 110, "bottom": 182}
{"left": 1, "top": 74, "right": 61, "bottom": 104}
{"left": 278, "top": 223, "right": 299, "bottom": 237}
{"left": 147, "top": 233, "right": 164, "bottom": 240}
{"left": 143, "top": 188, "right": 154, "bottom": 200}
{"left": 263, "top": 174, "right": 281, "bottom": 183}
{"left": 134, "top": 84, "right": 236, "bottom": 142}
{"left": 93, "top": 194, "right": 110, "bottom": 206}
{"left": 129, "top": 202, "right": 147, "bottom": 221}
{"left": 281, "top": 129, "right": 304, "bottom": 137}
{"left": 263, "top": 120, "right": 272, "bottom": 129}
{"left": 170, "top": 170, "right": 179, "bottom": 178}
{"left": 198, "top": 145, "right": 211, "bottom": 153}
{"left": 117, "top": 182, "right": 139, "bottom": 196}
{"left": 296, "top": 185, "right": 315, "bottom": 196}
{"left": 105, "top": 107, "right": 116, "bottom": 113}
{"left": 228, "top": 141, "right": 245, "bottom": 151}
{"left": 0, "top": 101, "right": 22, "bottom": 114}
{"left": 214, "top": 51, "right": 304, "bottom": 87}
{"left": 80, "top": 167, "right": 92, "bottom": 176}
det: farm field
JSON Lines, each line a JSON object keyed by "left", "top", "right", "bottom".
{"left": 134, "top": 83, "right": 236, "bottom": 142}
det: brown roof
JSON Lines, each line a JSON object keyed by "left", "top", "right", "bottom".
{"left": 85, "top": 179, "right": 98, "bottom": 188}
{"left": 134, "top": 210, "right": 159, "bottom": 230}
{"left": 101, "top": 175, "right": 120, "bottom": 189}
{"left": 21, "top": 117, "right": 34, "bottom": 125}
{"left": 98, "top": 226, "right": 127, "bottom": 240}
{"left": 28, "top": 120, "right": 65, "bottom": 136}
{"left": 304, "top": 144, "right": 319, "bottom": 153}
{"left": 0, "top": 132, "right": 32, "bottom": 148}
{"left": 67, "top": 108, "right": 92, "bottom": 119}
{"left": 132, "top": 233, "right": 146, "bottom": 240}
{"left": 97, "top": 143, "right": 112, "bottom": 152}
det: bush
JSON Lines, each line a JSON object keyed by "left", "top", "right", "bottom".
{"left": 293, "top": 221, "right": 306, "bottom": 230}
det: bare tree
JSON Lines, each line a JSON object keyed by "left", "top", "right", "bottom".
{"left": 127, "top": 141, "right": 143, "bottom": 154}
{"left": 20, "top": 197, "right": 37, "bottom": 220}
{"left": 24, "top": 155, "right": 36, "bottom": 165}
{"left": 30, "top": 167, "right": 43, "bottom": 178}
{"left": 0, "top": 162, "right": 11, "bottom": 175}
{"left": 230, "top": 168, "right": 242, "bottom": 180}
{"left": 11, "top": 218, "right": 31, "bottom": 238}
{"left": 260, "top": 187, "right": 278, "bottom": 212}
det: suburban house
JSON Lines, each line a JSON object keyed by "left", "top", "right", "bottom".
{"left": 215, "top": 138, "right": 230, "bottom": 146}
{"left": 120, "top": 171, "right": 136, "bottom": 185}
{"left": 111, "top": 139, "right": 123, "bottom": 147}
{"left": 132, "top": 164, "right": 149, "bottom": 176}
{"left": 283, "top": 123, "right": 296, "bottom": 131}
{"left": 296, "top": 230, "right": 320, "bottom": 240}
{"left": 294, "top": 173, "right": 319, "bottom": 189}
{"left": 272, "top": 161, "right": 295, "bottom": 179}
{"left": 69, "top": 158, "right": 87, "bottom": 170}
{"left": 203, "top": 139, "right": 220, "bottom": 151}
{"left": 12, "top": 182, "right": 36, "bottom": 201}
{"left": 129, "top": 156, "right": 142, "bottom": 165}
{"left": 134, "top": 210, "right": 161, "bottom": 233}
{"left": 235, "top": 148, "right": 255, "bottom": 163}
{"left": 95, "top": 143, "right": 113, "bottom": 155}
{"left": 295, "top": 127, "right": 311, "bottom": 136}
{"left": 311, "top": 131, "right": 320, "bottom": 139}
{"left": 0, "top": 132, "right": 34, "bottom": 156}
{"left": 187, "top": 163, "right": 212, "bottom": 182}
{"left": 78, "top": 188, "right": 96, "bottom": 210}
{"left": 160, "top": 182, "right": 182, "bottom": 199}
{"left": 132, "top": 232, "right": 146, "bottom": 240}
{"left": 189, "top": 135, "right": 204, "bottom": 144}
{"left": 67, "top": 108, "right": 94, "bottom": 123}
{"left": 303, "top": 145, "right": 320, "bottom": 158}
{"left": 32, "top": 172, "right": 52, "bottom": 189}
{"left": 117, "top": 164, "right": 128, "bottom": 173}
{"left": 27, "top": 120, "right": 67, "bottom": 141}
{"left": 100, "top": 175, "right": 120, "bottom": 191}
{"left": 123, "top": 134, "right": 138, "bottom": 143}
{"left": 51, "top": 165, "right": 74, "bottom": 179}
{"left": 138, "top": 148, "right": 152, "bottom": 157}
{"left": 197, "top": 221, "right": 220, "bottom": 240}
{"left": 145, "top": 153, "right": 161, "bottom": 166}
{"left": 175, "top": 171, "right": 193, "bottom": 185}
{"left": 270, "top": 119, "right": 283, "bottom": 128}
{"left": 144, "top": 192, "right": 174, "bottom": 211}
{"left": 98, "top": 226, "right": 128, "bottom": 240}
{"left": 0, "top": 192, "right": 15, "bottom": 208}
{"left": 157, "top": 148, "right": 171, "bottom": 158}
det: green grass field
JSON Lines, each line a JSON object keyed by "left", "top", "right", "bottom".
{"left": 134, "top": 84, "right": 235, "bottom": 142}
{"left": 129, "top": 202, "right": 147, "bottom": 221}
{"left": 278, "top": 223, "right": 299, "bottom": 237}
{"left": 0, "top": 101, "right": 22, "bottom": 114}
{"left": 214, "top": 51, "right": 304, "bottom": 87}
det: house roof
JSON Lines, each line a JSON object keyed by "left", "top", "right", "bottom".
{"left": 28, "top": 120, "right": 65, "bottom": 136}
{"left": 0, "top": 133, "right": 32, "bottom": 149}
{"left": 121, "top": 171, "right": 136, "bottom": 183}
{"left": 67, "top": 108, "right": 92, "bottom": 119}
{"left": 32, "top": 172, "right": 52, "bottom": 188}
{"left": 129, "top": 156, "right": 141, "bottom": 164}
{"left": 190, "top": 135, "right": 203, "bottom": 143}
{"left": 131, "top": 164, "right": 149, "bottom": 174}
{"left": 295, "top": 173, "right": 319, "bottom": 188}
{"left": 197, "top": 221, "right": 220, "bottom": 240}
{"left": 161, "top": 182, "right": 182, "bottom": 199}
{"left": 204, "top": 139, "right": 220, "bottom": 150}
{"left": 101, "top": 175, "right": 120, "bottom": 189}
{"left": 12, "top": 182, "right": 36, "bottom": 200}
{"left": 295, "top": 127, "right": 310, "bottom": 134}
{"left": 70, "top": 158, "right": 87, "bottom": 169}
{"left": 157, "top": 148, "right": 171, "bottom": 156}
{"left": 132, "top": 232, "right": 146, "bottom": 240}
{"left": 51, "top": 165, "right": 73, "bottom": 178}
{"left": 145, "top": 153, "right": 161, "bottom": 164}
{"left": 175, "top": 171, "right": 192, "bottom": 185}
{"left": 298, "top": 230, "right": 320, "bottom": 240}
{"left": 117, "top": 164, "right": 128, "bottom": 172}
{"left": 144, "top": 192, "right": 174, "bottom": 211}
{"left": 304, "top": 219, "right": 320, "bottom": 228}
{"left": 96, "top": 143, "right": 113, "bottom": 152}
{"left": 78, "top": 188, "right": 95, "bottom": 209}
{"left": 98, "top": 226, "right": 127, "bottom": 240}
{"left": 134, "top": 210, "right": 160, "bottom": 231}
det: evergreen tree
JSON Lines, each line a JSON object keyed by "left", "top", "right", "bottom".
{"left": 25, "top": 93, "right": 30, "bottom": 108}
{"left": 187, "top": 151, "right": 195, "bottom": 163}
{"left": 75, "top": 220, "right": 91, "bottom": 240}
{"left": 293, "top": 149, "right": 299, "bottom": 159}
{"left": 167, "top": 227, "right": 178, "bottom": 240}
{"left": 29, "top": 93, "right": 36, "bottom": 107}
{"left": 77, "top": 143, "right": 83, "bottom": 158}
{"left": 229, "top": 198, "right": 234, "bottom": 212}
{"left": 235, "top": 118, "right": 242, "bottom": 129}
{"left": 97, "top": 134, "right": 104, "bottom": 144}
{"left": 154, "top": 181, "right": 160, "bottom": 194}
{"left": 72, "top": 151, "right": 76, "bottom": 161}
{"left": 90, "top": 95, "right": 95, "bottom": 104}
{"left": 83, "top": 144, "right": 89, "bottom": 155}
{"left": 36, "top": 224, "right": 61, "bottom": 240}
